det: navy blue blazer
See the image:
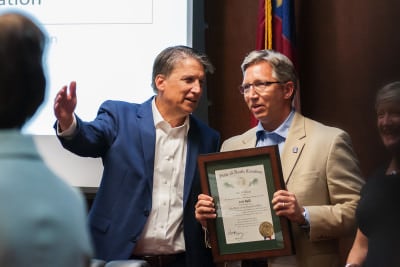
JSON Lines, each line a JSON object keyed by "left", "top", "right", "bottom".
{"left": 56, "top": 97, "right": 220, "bottom": 266}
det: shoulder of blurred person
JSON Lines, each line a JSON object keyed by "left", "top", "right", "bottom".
{"left": 0, "top": 130, "right": 93, "bottom": 267}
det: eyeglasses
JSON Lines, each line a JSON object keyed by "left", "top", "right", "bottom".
{"left": 239, "top": 81, "right": 282, "bottom": 95}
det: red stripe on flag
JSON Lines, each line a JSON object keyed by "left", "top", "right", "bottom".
{"left": 256, "top": 0, "right": 266, "bottom": 50}
{"left": 250, "top": 0, "right": 299, "bottom": 127}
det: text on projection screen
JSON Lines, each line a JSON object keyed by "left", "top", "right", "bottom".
{"left": 1, "top": 0, "right": 189, "bottom": 134}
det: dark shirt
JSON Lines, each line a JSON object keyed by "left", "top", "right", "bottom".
{"left": 356, "top": 166, "right": 400, "bottom": 267}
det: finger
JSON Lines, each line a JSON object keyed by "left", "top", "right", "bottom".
{"left": 197, "top": 194, "right": 213, "bottom": 202}
{"left": 54, "top": 86, "right": 67, "bottom": 102}
{"left": 69, "top": 81, "right": 77, "bottom": 99}
{"left": 272, "top": 201, "right": 288, "bottom": 211}
{"left": 195, "top": 205, "right": 216, "bottom": 223}
{"left": 271, "top": 195, "right": 286, "bottom": 205}
{"left": 272, "top": 202, "right": 281, "bottom": 211}
{"left": 195, "top": 211, "right": 216, "bottom": 221}
{"left": 195, "top": 199, "right": 214, "bottom": 209}
{"left": 196, "top": 205, "right": 215, "bottom": 214}
{"left": 277, "top": 189, "right": 291, "bottom": 196}
{"left": 272, "top": 190, "right": 286, "bottom": 199}
{"left": 278, "top": 202, "right": 288, "bottom": 210}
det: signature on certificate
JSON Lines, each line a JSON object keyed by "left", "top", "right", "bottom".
{"left": 227, "top": 229, "right": 245, "bottom": 240}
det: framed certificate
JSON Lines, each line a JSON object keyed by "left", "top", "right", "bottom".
{"left": 197, "top": 146, "right": 294, "bottom": 262}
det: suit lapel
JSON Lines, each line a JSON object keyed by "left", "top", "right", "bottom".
{"left": 137, "top": 98, "right": 156, "bottom": 189}
{"left": 183, "top": 116, "right": 198, "bottom": 206}
{"left": 281, "top": 113, "right": 306, "bottom": 184}
{"left": 240, "top": 128, "right": 258, "bottom": 149}
{"left": 137, "top": 102, "right": 198, "bottom": 206}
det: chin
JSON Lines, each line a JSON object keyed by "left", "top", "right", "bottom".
{"left": 387, "top": 142, "right": 400, "bottom": 150}
{"left": 182, "top": 108, "right": 195, "bottom": 116}
{"left": 185, "top": 104, "right": 197, "bottom": 113}
{"left": 253, "top": 114, "right": 267, "bottom": 122}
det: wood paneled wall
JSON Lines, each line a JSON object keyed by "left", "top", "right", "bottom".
{"left": 205, "top": 0, "right": 400, "bottom": 177}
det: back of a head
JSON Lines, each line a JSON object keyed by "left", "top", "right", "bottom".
{"left": 0, "top": 12, "right": 46, "bottom": 129}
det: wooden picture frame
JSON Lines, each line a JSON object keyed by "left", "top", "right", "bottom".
{"left": 197, "top": 146, "right": 294, "bottom": 262}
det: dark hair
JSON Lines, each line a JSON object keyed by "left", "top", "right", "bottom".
{"left": 0, "top": 12, "right": 46, "bottom": 129}
{"left": 151, "top": 45, "right": 214, "bottom": 93}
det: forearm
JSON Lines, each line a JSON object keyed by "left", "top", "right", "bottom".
{"left": 346, "top": 229, "right": 367, "bottom": 266}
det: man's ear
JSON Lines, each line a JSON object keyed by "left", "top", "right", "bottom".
{"left": 155, "top": 74, "right": 166, "bottom": 92}
{"left": 283, "top": 81, "right": 295, "bottom": 100}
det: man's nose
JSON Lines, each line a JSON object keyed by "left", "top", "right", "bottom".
{"left": 380, "top": 113, "right": 393, "bottom": 125}
{"left": 191, "top": 80, "right": 202, "bottom": 93}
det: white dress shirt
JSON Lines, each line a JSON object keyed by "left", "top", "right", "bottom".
{"left": 133, "top": 99, "right": 188, "bottom": 255}
{"left": 58, "top": 99, "right": 189, "bottom": 255}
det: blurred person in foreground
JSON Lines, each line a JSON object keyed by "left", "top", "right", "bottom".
{"left": 346, "top": 81, "right": 400, "bottom": 267}
{"left": 53, "top": 45, "right": 220, "bottom": 266}
{"left": 195, "top": 49, "right": 365, "bottom": 267}
{"left": 0, "top": 11, "right": 93, "bottom": 267}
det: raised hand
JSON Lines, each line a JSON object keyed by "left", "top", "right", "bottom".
{"left": 54, "top": 81, "right": 77, "bottom": 131}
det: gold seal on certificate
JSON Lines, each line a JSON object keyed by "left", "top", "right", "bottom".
{"left": 259, "top": 221, "right": 274, "bottom": 240}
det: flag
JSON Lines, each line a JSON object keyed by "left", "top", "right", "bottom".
{"left": 270, "top": 0, "right": 296, "bottom": 63}
{"left": 251, "top": 0, "right": 299, "bottom": 126}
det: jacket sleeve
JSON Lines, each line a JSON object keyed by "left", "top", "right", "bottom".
{"left": 307, "top": 131, "right": 365, "bottom": 241}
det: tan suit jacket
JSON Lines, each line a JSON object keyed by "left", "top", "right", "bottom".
{"left": 221, "top": 113, "right": 364, "bottom": 267}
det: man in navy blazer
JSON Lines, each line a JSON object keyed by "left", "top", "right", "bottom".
{"left": 54, "top": 46, "right": 220, "bottom": 267}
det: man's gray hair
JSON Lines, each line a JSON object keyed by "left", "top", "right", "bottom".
{"left": 375, "top": 81, "right": 400, "bottom": 109}
{"left": 241, "top": 49, "right": 297, "bottom": 87}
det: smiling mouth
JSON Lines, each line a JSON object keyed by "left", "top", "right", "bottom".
{"left": 382, "top": 133, "right": 399, "bottom": 139}
{"left": 185, "top": 98, "right": 197, "bottom": 103}
{"left": 380, "top": 128, "right": 400, "bottom": 136}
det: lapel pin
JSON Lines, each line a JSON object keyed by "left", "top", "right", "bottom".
{"left": 292, "top": 147, "right": 298, "bottom": 153}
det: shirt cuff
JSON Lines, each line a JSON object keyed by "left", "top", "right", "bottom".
{"left": 300, "top": 207, "right": 310, "bottom": 229}
{"left": 57, "top": 115, "right": 77, "bottom": 137}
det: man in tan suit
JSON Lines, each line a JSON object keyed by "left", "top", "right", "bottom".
{"left": 195, "top": 50, "right": 364, "bottom": 267}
